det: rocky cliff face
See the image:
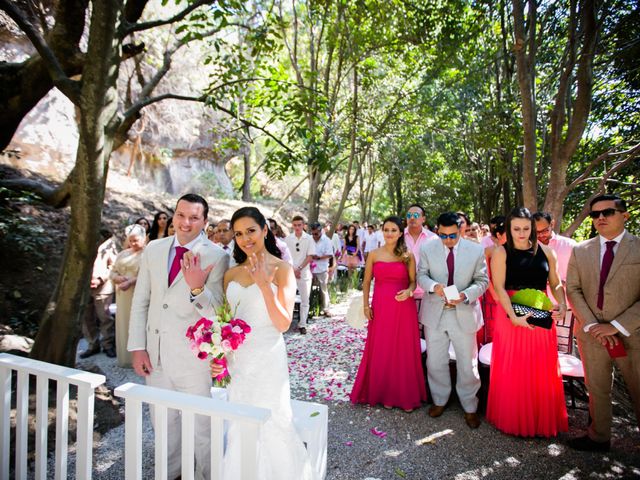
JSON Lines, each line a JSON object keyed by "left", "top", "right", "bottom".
{"left": 1, "top": 9, "right": 237, "bottom": 199}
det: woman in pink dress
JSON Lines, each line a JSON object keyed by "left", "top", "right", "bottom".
{"left": 487, "top": 207, "right": 568, "bottom": 437}
{"left": 350, "top": 216, "right": 427, "bottom": 412}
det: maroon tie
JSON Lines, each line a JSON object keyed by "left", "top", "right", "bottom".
{"left": 447, "top": 247, "right": 454, "bottom": 286}
{"left": 597, "top": 241, "right": 616, "bottom": 310}
{"left": 169, "top": 246, "right": 188, "bottom": 286}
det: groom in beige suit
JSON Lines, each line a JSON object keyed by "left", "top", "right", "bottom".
{"left": 129, "top": 193, "right": 229, "bottom": 479}
{"left": 566, "top": 193, "right": 640, "bottom": 452}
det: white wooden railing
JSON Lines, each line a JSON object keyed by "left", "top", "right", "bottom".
{"left": 0, "top": 353, "right": 106, "bottom": 480}
{"left": 114, "top": 382, "right": 271, "bottom": 480}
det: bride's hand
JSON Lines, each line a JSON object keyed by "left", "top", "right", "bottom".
{"left": 246, "top": 252, "right": 276, "bottom": 288}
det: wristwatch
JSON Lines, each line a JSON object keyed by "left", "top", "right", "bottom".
{"left": 190, "top": 286, "right": 205, "bottom": 296}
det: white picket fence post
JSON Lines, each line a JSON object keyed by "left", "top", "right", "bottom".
{"left": 114, "top": 382, "right": 271, "bottom": 480}
{"left": 0, "top": 352, "right": 106, "bottom": 480}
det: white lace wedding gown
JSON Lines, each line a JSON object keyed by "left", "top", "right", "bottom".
{"left": 223, "top": 282, "right": 315, "bottom": 480}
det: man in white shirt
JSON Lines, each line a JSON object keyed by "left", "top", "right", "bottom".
{"left": 567, "top": 194, "right": 640, "bottom": 452}
{"left": 310, "top": 222, "right": 334, "bottom": 316}
{"left": 533, "top": 211, "right": 577, "bottom": 283}
{"left": 285, "top": 215, "right": 316, "bottom": 334}
{"left": 354, "top": 220, "right": 366, "bottom": 251}
{"left": 363, "top": 224, "right": 381, "bottom": 259}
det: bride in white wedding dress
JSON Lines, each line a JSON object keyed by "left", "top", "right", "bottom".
{"left": 218, "top": 206, "right": 315, "bottom": 480}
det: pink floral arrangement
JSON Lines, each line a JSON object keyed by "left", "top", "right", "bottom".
{"left": 185, "top": 304, "right": 251, "bottom": 386}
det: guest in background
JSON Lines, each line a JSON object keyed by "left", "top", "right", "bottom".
{"left": 148, "top": 211, "right": 169, "bottom": 241}
{"left": 166, "top": 217, "right": 175, "bottom": 237}
{"left": 206, "top": 223, "right": 217, "bottom": 242}
{"left": 480, "top": 215, "right": 504, "bottom": 250}
{"left": 217, "top": 219, "right": 234, "bottom": 253}
{"left": 285, "top": 215, "right": 316, "bottom": 334}
{"left": 418, "top": 212, "right": 488, "bottom": 428}
{"left": 354, "top": 220, "right": 367, "bottom": 252}
{"left": 363, "top": 224, "right": 381, "bottom": 260}
{"left": 404, "top": 204, "right": 438, "bottom": 308}
{"left": 350, "top": 216, "right": 427, "bottom": 412}
{"left": 109, "top": 224, "right": 147, "bottom": 367}
{"left": 481, "top": 216, "right": 507, "bottom": 344}
{"left": 310, "top": 222, "right": 334, "bottom": 316}
{"left": 533, "top": 211, "right": 576, "bottom": 283}
{"left": 79, "top": 228, "right": 118, "bottom": 359}
{"left": 341, "top": 224, "right": 361, "bottom": 272}
{"left": 567, "top": 194, "right": 640, "bottom": 452}
{"left": 135, "top": 217, "right": 150, "bottom": 234}
{"left": 481, "top": 224, "right": 491, "bottom": 237}
{"left": 268, "top": 218, "right": 288, "bottom": 239}
{"left": 468, "top": 222, "right": 482, "bottom": 243}
{"left": 456, "top": 211, "right": 471, "bottom": 238}
{"left": 269, "top": 218, "right": 293, "bottom": 264}
{"left": 487, "top": 207, "right": 568, "bottom": 437}
{"left": 325, "top": 221, "right": 342, "bottom": 282}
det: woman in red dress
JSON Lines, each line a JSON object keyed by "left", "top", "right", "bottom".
{"left": 487, "top": 207, "right": 568, "bottom": 437}
{"left": 350, "top": 216, "right": 427, "bottom": 412}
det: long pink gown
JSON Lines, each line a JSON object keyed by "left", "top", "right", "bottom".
{"left": 350, "top": 262, "right": 427, "bottom": 410}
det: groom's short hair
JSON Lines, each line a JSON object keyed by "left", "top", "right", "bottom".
{"left": 176, "top": 193, "right": 209, "bottom": 219}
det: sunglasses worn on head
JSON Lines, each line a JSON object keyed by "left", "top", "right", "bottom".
{"left": 438, "top": 233, "right": 458, "bottom": 240}
{"left": 406, "top": 212, "right": 420, "bottom": 219}
{"left": 589, "top": 208, "right": 623, "bottom": 219}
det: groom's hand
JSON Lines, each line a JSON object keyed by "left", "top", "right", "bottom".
{"left": 182, "top": 252, "right": 214, "bottom": 290}
{"left": 132, "top": 350, "right": 153, "bottom": 376}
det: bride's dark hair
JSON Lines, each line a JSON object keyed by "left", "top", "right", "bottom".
{"left": 230, "top": 207, "right": 282, "bottom": 264}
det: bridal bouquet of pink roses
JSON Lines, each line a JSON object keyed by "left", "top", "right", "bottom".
{"left": 185, "top": 304, "right": 251, "bottom": 386}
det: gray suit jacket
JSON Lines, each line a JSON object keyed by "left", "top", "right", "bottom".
{"left": 566, "top": 231, "right": 640, "bottom": 334}
{"left": 417, "top": 238, "right": 489, "bottom": 333}
{"left": 128, "top": 233, "right": 229, "bottom": 377}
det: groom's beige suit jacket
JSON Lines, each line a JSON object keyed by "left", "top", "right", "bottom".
{"left": 128, "top": 233, "right": 229, "bottom": 377}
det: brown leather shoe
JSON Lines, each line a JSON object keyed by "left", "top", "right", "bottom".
{"left": 428, "top": 405, "right": 446, "bottom": 418}
{"left": 464, "top": 412, "right": 481, "bottom": 429}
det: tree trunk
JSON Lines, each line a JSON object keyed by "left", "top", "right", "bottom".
{"left": 31, "top": 0, "right": 124, "bottom": 366}
{"left": 307, "top": 164, "right": 322, "bottom": 224}
{"left": 330, "top": 65, "right": 359, "bottom": 229}
{"left": 512, "top": 0, "right": 538, "bottom": 210}
{"left": 241, "top": 139, "right": 252, "bottom": 201}
{"left": 543, "top": 0, "right": 597, "bottom": 228}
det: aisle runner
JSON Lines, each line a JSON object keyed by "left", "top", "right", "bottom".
{"left": 286, "top": 315, "right": 367, "bottom": 402}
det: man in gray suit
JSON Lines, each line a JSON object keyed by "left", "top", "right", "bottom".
{"left": 567, "top": 193, "right": 640, "bottom": 452}
{"left": 418, "top": 212, "right": 489, "bottom": 428}
{"left": 129, "top": 193, "right": 229, "bottom": 479}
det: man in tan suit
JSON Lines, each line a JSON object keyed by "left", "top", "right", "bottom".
{"left": 566, "top": 193, "right": 640, "bottom": 452}
{"left": 129, "top": 193, "right": 229, "bottom": 479}
{"left": 80, "top": 229, "right": 118, "bottom": 358}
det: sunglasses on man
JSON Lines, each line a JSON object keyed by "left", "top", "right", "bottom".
{"left": 438, "top": 233, "right": 458, "bottom": 240}
{"left": 406, "top": 212, "right": 421, "bottom": 219}
{"left": 589, "top": 208, "right": 624, "bottom": 219}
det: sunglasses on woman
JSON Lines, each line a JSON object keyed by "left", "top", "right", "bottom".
{"left": 589, "top": 208, "right": 623, "bottom": 219}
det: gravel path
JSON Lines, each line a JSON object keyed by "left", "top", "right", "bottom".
{"left": 62, "top": 294, "right": 640, "bottom": 480}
